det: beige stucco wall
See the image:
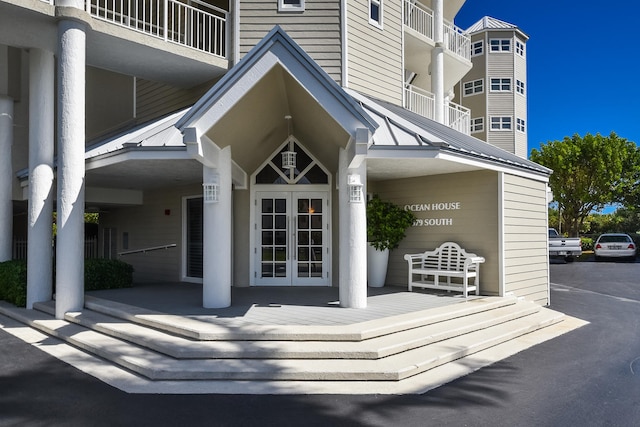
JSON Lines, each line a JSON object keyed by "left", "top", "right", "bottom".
{"left": 99, "top": 184, "right": 200, "bottom": 283}
{"left": 369, "top": 170, "right": 500, "bottom": 295}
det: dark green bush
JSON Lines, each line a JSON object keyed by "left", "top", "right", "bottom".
{"left": 0, "top": 259, "right": 133, "bottom": 307}
{"left": 84, "top": 259, "right": 134, "bottom": 291}
{"left": 0, "top": 260, "right": 27, "bottom": 307}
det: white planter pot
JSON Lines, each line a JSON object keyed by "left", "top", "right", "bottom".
{"left": 367, "top": 244, "right": 389, "bottom": 287}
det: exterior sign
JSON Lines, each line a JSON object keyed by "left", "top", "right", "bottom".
{"left": 404, "top": 201, "right": 461, "bottom": 227}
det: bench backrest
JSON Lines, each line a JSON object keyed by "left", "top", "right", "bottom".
{"left": 422, "top": 242, "right": 467, "bottom": 271}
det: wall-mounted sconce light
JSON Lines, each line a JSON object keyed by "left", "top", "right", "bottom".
{"left": 203, "top": 174, "right": 220, "bottom": 203}
{"left": 348, "top": 174, "right": 363, "bottom": 203}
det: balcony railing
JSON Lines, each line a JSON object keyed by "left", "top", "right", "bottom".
{"left": 446, "top": 102, "right": 471, "bottom": 135}
{"left": 404, "top": 0, "right": 433, "bottom": 40}
{"left": 87, "top": 0, "right": 227, "bottom": 57}
{"left": 444, "top": 21, "right": 470, "bottom": 61}
{"left": 405, "top": 84, "right": 435, "bottom": 120}
{"left": 404, "top": 85, "right": 471, "bottom": 135}
{"left": 403, "top": 0, "right": 470, "bottom": 61}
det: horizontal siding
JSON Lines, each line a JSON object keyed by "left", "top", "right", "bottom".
{"left": 136, "top": 78, "right": 214, "bottom": 123}
{"left": 346, "top": 0, "right": 402, "bottom": 104}
{"left": 373, "top": 171, "right": 499, "bottom": 294}
{"left": 503, "top": 173, "right": 549, "bottom": 305}
{"left": 240, "top": 0, "right": 342, "bottom": 83}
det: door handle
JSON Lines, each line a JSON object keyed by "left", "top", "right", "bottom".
{"left": 292, "top": 215, "right": 297, "bottom": 261}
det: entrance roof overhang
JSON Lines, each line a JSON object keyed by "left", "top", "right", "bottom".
{"left": 346, "top": 90, "right": 553, "bottom": 182}
{"left": 175, "top": 26, "right": 378, "bottom": 175}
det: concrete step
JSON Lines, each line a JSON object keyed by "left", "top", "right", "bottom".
{"left": 50, "top": 301, "right": 541, "bottom": 359}
{"left": 0, "top": 300, "right": 565, "bottom": 381}
{"left": 78, "top": 294, "right": 520, "bottom": 341}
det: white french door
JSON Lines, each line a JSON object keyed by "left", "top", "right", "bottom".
{"left": 255, "top": 191, "right": 329, "bottom": 286}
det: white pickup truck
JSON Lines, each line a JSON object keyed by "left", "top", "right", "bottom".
{"left": 548, "top": 228, "right": 582, "bottom": 262}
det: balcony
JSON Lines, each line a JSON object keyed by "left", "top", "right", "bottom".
{"left": 403, "top": 0, "right": 470, "bottom": 61}
{"left": 88, "top": 0, "right": 227, "bottom": 58}
{"left": 404, "top": 85, "right": 470, "bottom": 135}
{"left": 403, "top": 0, "right": 472, "bottom": 94}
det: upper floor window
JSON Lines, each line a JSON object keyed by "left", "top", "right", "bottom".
{"left": 471, "top": 117, "right": 484, "bottom": 134}
{"left": 471, "top": 41, "right": 484, "bottom": 57}
{"left": 278, "top": 0, "right": 305, "bottom": 12}
{"left": 516, "top": 40, "right": 525, "bottom": 56}
{"left": 369, "top": 0, "right": 383, "bottom": 28}
{"left": 517, "top": 118, "right": 526, "bottom": 132}
{"left": 516, "top": 79, "right": 525, "bottom": 95}
{"left": 490, "top": 116, "right": 512, "bottom": 131}
{"left": 490, "top": 78, "right": 511, "bottom": 92}
{"left": 490, "top": 39, "right": 511, "bottom": 52}
{"left": 463, "top": 79, "right": 484, "bottom": 96}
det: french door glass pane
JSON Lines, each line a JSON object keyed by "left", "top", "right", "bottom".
{"left": 296, "top": 197, "right": 323, "bottom": 279}
{"left": 260, "top": 197, "right": 288, "bottom": 279}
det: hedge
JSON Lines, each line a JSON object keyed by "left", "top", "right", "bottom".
{"left": 84, "top": 258, "right": 134, "bottom": 291}
{"left": 0, "top": 259, "right": 134, "bottom": 307}
{"left": 0, "top": 260, "right": 27, "bottom": 307}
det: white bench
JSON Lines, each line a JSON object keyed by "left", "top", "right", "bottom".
{"left": 404, "top": 242, "right": 485, "bottom": 298}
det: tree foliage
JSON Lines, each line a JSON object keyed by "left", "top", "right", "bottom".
{"left": 530, "top": 132, "right": 640, "bottom": 236}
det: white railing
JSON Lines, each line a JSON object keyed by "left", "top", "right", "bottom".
{"left": 12, "top": 236, "right": 99, "bottom": 260}
{"left": 87, "top": 0, "right": 227, "bottom": 57}
{"left": 12, "top": 238, "right": 27, "bottom": 260}
{"left": 403, "top": 1, "right": 470, "bottom": 61}
{"left": 404, "top": 0, "right": 433, "bottom": 40}
{"left": 447, "top": 102, "right": 471, "bottom": 135}
{"left": 444, "top": 20, "right": 471, "bottom": 61}
{"left": 405, "top": 85, "right": 435, "bottom": 120}
{"left": 404, "top": 85, "right": 471, "bottom": 135}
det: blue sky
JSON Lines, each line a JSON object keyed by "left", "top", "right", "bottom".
{"left": 454, "top": 0, "right": 640, "bottom": 157}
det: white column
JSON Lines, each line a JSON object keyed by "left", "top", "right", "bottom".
{"left": 27, "top": 49, "right": 55, "bottom": 309}
{"left": 202, "top": 147, "right": 232, "bottom": 308}
{"left": 432, "top": 0, "right": 445, "bottom": 124}
{"left": 338, "top": 148, "right": 367, "bottom": 308}
{"left": 55, "top": 19, "right": 86, "bottom": 319}
{"left": 0, "top": 96, "right": 13, "bottom": 262}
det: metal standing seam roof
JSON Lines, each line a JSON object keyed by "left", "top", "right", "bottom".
{"left": 346, "top": 89, "right": 551, "bottom": 177}
{"left": 83, "top": 107, "right": 189, "bottom": 159}
{"left": 466, "top": 16, "right": 519, "bottom": 33}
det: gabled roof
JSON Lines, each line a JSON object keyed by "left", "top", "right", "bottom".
{"left": 466, "top": 16, "right": 529, "bottom": 39}
{"left": 347, "top": 89, "right": 551, "bottom": 178}
{"left": 176, "top": 26, "right": 377, "bottom": 135}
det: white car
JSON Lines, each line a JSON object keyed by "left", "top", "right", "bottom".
{"left": 594, "top": 233, "right": 637, "bottom": 261}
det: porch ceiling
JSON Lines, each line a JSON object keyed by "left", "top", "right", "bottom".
{"left": 85, "top": 158, "right": 202, "bottom": 191}
{"left": 205, "top": 65, "right": 351, "bottom": 175}
{"left": 366, "top": 157, "right": 482, "bottom": 181}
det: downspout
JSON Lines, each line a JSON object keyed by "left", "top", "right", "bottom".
{"left": 233, "top": 0, "right": 240, "bottom": 66}
{"left": 498, "top": 172, "right": 506, "bottom": 297}
{"left": 341, "top": 0, "right": 348, "bottom": 87}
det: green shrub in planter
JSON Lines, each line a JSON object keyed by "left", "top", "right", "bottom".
{"left": 367, "top": 195, "right": 416, "bottom": 251}
{"left": 0, "top": 260, "right": 27, "bottom": 307}
{"left": 84, "top": 259, "right": 134, "bottom": 291}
